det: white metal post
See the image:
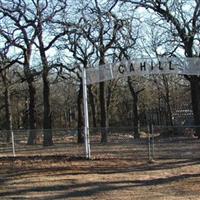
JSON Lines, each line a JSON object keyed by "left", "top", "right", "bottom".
{"left": 9, "top": 112, "right": 16, "bottom": 157}
{"left": 82, "top": 67, "right": 91, "bottom": 159}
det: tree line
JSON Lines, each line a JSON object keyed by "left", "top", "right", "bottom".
{"left": 0, "top": 0, "right": 199, "bottom": 146}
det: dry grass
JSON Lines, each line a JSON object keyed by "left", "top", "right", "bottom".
{"left": 1, "top": 138, "right": 200, "bottom": 200}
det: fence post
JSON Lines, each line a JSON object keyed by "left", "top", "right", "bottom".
{"left": 11, "top": 130, "right": 16, "bottom": 157}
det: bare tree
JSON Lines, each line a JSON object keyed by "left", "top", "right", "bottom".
{"left": 114, "top": 13, "right": 141, "bottom": 138}
{"left": 56, "top": 30, "right": 96, "bottom": 143}
{"left": 0, "top": 51, "right": 19, "bottom": 142}
{"left": 77, "top": 0, "right": 123, "bottom": 143}
{"left": 28, "top": 0, "right": 71, "bottom": 146}
{"left": 121, "top": 0, "right": 200, "bottom": 137}
{"left": 0, "top": 0, "right": 39, "bottom": 144}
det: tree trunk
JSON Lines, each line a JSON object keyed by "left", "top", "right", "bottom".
{"left": 88, "top": 86, "right": 97, "bottom": 128}
{"left": 166, "top": 101, "right": 173, "bottom": 126}
{"left": 162, "top": 75, "right": 173, "bottom": 126}
{"left": 4, "top": 87, "right": 12, "bottom": 142}
{"left": 100, "top": 81, "right": 107, "bottom": 143}
{"left": 27, "top": 82, "right": 37, "bottom": 145}
{"left": 190, "top": 77, "right": 200, "bottom": 138}
{"left": 36, "top": 15, "right": 53, "bottom": 146}
{"left": 99, "top": 52, "right": 108, "bottom": 143}
{"left": 1, "top": 70, "right": 13, "bottom": 142}
{"left": 43, "top": 71, "right": 53, "bottom": 146}
{"left": 128, "top": 77, "right": 140, "bottom": 139}
{"left": 132, "top": 95, "right": 140, "bottom": 139}
{"left": 77, "top": 82, "right": 84, "bottom": 144}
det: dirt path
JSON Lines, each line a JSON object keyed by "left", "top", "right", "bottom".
{"left": 0, "top": 156, "right": 200, "bottom": 199}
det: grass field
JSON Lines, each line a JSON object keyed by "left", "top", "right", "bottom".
{"left": 0, "top": 136, "right": 200, "bottom": 200}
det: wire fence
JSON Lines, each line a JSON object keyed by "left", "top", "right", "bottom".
{"left": 0, "top": 129, "right": 85, "bottom": 157}
{"left": 152, "top": 125, "right": 200, "bottom": 161}
{"left": 0, "top": 126, "right": 200, "bottom": 161}
{"left": 89, "top": 126, "right": 149, "bottom": 160}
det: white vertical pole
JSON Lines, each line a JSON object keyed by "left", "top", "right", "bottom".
{"left": 9, "top": 109, "right": 16, "bottom": 157}
{"left": 82, "top": 67, "right": 91, "bottom": 159}
{"left": 109, "top": 64, "right": 113, "bottom": 79}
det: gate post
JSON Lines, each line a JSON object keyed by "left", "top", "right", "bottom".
{"left": 82, "top": 67, "right": 91, "bottom": 159}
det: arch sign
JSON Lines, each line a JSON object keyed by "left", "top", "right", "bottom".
{"left": 82, "top": 57, "right": 200, "bottom": 159}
